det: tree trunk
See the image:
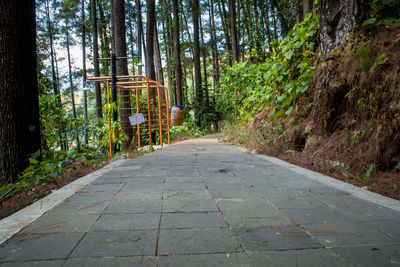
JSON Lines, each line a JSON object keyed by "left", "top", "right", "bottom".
{"left": 192, "top": 0, "right": 202, "bottom": 127}
{"left": 209, "top": 0, "right": 219, "bottom": 86}
{"left": 172, "top": 0, "right": 183, "bottom": 106}
{"left": 303, "top": 0, "right": 314, "bottom": 18}
{"left": 81, "top": 0, "right": 89, "bottom": 146}
{"left": 98, "top": 1, "right": 110, "bottom": 75}
{"left": 154, "top": 26, "right": 164, "bottom": 85}
{"left": 66, "top": 30, "right": 81, "bottom": 151}
{"left": 319, "top": 0, "right": 368, "bottom": 56}
{"left": 136, "top": 0, "right": 143, "bottom": 66}
{"left": 146, "top": 0, "right": 156, "bottom": 81}
{"left": 229, "top": 0, "right": 239, "bottom": 63}
{"left": 0, "top": 0, "right": 41, "bottom": 183}
{"left": 216, "top": 0, "right": 232, "bottom": 62}
{"left": 200, "top": 15, "right": 209, "bottom": 106}
{"left": 91, "top": 0, "right": 102, "bottom": 119}
{"left": 295, "top": 0, "right": 304, "bottom": 23}
{"left": 113, "top": 0, "right": 133, "bottom": 149}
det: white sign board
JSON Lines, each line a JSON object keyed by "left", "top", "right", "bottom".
{"left": 129, "top": 113, "right": 145, "bottom": 126}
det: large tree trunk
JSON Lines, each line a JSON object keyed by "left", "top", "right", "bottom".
{"left": 0, "top": 0, "right": 41, "bottom": 183}
{"left": 271, "top": 0, "right": 290, "bottom": 36}
{"left": 200, "top": 15, "right": 209, "bottom": 106}
{"left": 172, "top": 0, "right": 183, "bottom": 106}
{"left": 154, "top": 26, "right": 164, "bottom": 85}
{"left": 192, "top": 0, "right": 202, "bottom": 127}
{"left": 112, "top": 0, "right": 133, "bottom": 149}
{"left": 91, "top": 0, "right": 102, "bottom": 119}
{"left": 319, "top": 0, "right": 368, "bottom": 56}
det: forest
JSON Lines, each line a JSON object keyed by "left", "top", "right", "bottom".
{"left": 1, "top": 0, "right": 400, "bottom": 213}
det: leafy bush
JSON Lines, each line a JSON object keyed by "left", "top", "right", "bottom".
{"left": 218, "top": 13, "right": 319, "bottom": 123}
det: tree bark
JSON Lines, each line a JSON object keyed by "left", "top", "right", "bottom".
{"left": 82, "top": 0, "right": 89, "bottom": 146}
{"left": 136, "top": 0, "right": 143, "bottom": 65}
{"left": 200, "top": 15, "right": 209, "bottom": 106}
{"left": 208, "top": 0, "right": 220, "bottom": 88}
{"left": 66, "top": 30, "right": 81, "bottom": 151}
{"left": 172, "top": 0, "right": 183, "bottom": 106}
{"left": 319, "top": 0, "right": 368, "bottom": 56}
{"left": 91, "top": 0, "right": 102, "bottom": 119}
{"left": 145, "top": 0, "right": 156, "bottom": 81}
{"left": 192, "top": 0, "right": 202, "bottom": 127}
{"left": 0, "top": 0, "right": 41, "bottom": 183}
{"left": 113, "top": 0, "right": 133, "bottom": 149}
{"left": 229, "top": 0, "right": 239, "bottom": 63}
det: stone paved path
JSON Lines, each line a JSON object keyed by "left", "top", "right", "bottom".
{"left": 1, "top": 134, "right": 400, "bottom": 266}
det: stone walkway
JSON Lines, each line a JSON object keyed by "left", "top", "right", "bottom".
{"left": 0, "top": 134, "right": 400, "bottom": 266}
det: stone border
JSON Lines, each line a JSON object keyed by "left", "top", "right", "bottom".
{"left": 0, "top": 159, "right": 125, "bottom": 245}
{"left": 238, "top": 147, "right": 400, "bottom": 212}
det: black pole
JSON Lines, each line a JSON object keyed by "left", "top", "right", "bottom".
{"left": 110, "top": 52, "right": 119, "bottom": 153}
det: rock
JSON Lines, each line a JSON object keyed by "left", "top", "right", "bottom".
{"left": 305, "top": 135, "right": 320, "bottom": 150}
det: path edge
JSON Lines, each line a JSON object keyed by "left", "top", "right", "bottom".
{"left": 0, "top": 159, "right": 125, "bottom": 245}
{"left": 237, "top": 146, "right": 400, "bottom": 212}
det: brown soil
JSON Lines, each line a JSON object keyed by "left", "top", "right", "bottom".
{"left": 0, "top": 161, "right": 108, "bottom": 220}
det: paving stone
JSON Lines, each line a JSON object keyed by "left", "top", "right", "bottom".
{"left": 90, "top": 177, "right": 128, "bottom": 185}
{"left": 159, "top": 253, "right": 252, "bottom": 267}
{"left": 280, "top": 207, "right": 350, "bottom": 224}
{"left": 0, "top": 233, "right": 84, "bottom": 262}
{"left": 64, "top": 191, "right": 116, "bottom": 203}
{"left": 45, "top": 200, "right": 109, "bottom": 215}
{"left": 266, "top": 194, "right": 326, "bottom": 209}
{"left": 166, "top": 169, "right": 200, "bottom": 177}
{"left": 235, "top": 225, "right": 323, "bottom": 251}
{"left": 104, "top": 199, "right": 162, "bottom": 214}
{"left": 207, "top": 184, "right": 254, "bottom": 198}
{"left": 78, "top": 183, "right": 125, "bottom": 193}
{"left": 334, "top": 244, "right": 400, "bottom": 267}
{"left": 163, "top": 190, "right": 212, "bottom": 200}
{"left": 124, "top": 177, "right": 164, "bottom": 183}
{"left": 164, "top": 182, "right": 205, "bottom": 190}
{"left": 70, "top": 231, "right": 157, "bottom": 257}
{"left": 313, "top": 194, "right": 400, "bottom": 221}
{"left": 64, "top": 256, "right": 158, "bottom": 267}
{"left": 216, "top": 198, "right": 293, "bottom": 227}
{"left": 0, "top": 260, "right": 65, "bottom": 267}
{"left": 302, "top": 219, "right": 399, "bottom": 247}
{"left": 165, "top": 177, "right": 204, "bottom": 183}
{"left": 248, "top": 249, "right": 351, "bottom": 267}
{"left": 158, "top": 228, "right": 241, "bottom": 255}
{"left": 360, "top": 220, "right": 400, "bottom": 241}
{"left": 92, "top": 213, "right": 161, "bottom": 231}
{"left": 163, "top": 199, "right": 218, "bottom": 213}
{"left": 20, "top": 214, "right": 99, "bottom": 234}
{"left": 161, "top": 212, "right": 227, "bottom": 229}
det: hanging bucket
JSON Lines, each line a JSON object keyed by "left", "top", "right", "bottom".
{"left": 171, "top": 105, "right": 184, "bottom": 126}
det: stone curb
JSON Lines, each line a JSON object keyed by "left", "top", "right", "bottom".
{"left": 237, "top": 146, "right": 400, "bottom": 213}
{"left": 0, "top": 159, "right": 125, "bottom": 245}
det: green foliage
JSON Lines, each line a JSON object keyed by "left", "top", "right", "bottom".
{"left": 360, "top": 163, "right": 374, "bottom": 183}
{"left": 369, "top": 0, "right": 400, "bottom": 23}
{"left": 394, "top": 184, "right": 398, "bottom": 193}
{"left": 0, "top": 149, "right": 89, "bottom": 202}
{"left": 170, "top": 116, "right": 215, "bottom": 141}
{"left": 218, "top": 13, "right": 319, "bottom": 122}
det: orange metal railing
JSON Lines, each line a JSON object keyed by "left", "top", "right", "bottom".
{"left": 88, "top": 75, "right": 170, "bottom": 157}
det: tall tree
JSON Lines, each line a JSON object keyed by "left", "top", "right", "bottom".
{"left": 208, "top": 0, "right": 219, "bottom": 88}
{"left": 192, "top": 0, "right": 202, "bottom": 126}
{"left": 113, "top": 0, "right": 133, "bottom": 149}
{"left": 136, "top": 0, "right": 143, "bottom": 67}
{"left": 172, "top": 0, "right": 183, "bottom": 105}
{"left": 228, "top": 0, "right": 239, "bottom": 62}
{"left": 0, "top": 0, "right": 41, "bottom": 183}
{"left": 91, "top": 0, "right": 102, "bottom": 118}
{"left": 145, "top": 0, "right": 156, "bottom": 81}
{"left": 81, "top": 0, "right": 89, "bottom": 145}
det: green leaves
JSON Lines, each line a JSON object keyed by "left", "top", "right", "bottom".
{"left": 218, "top": 13, "right": 319, "bottom": 123}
